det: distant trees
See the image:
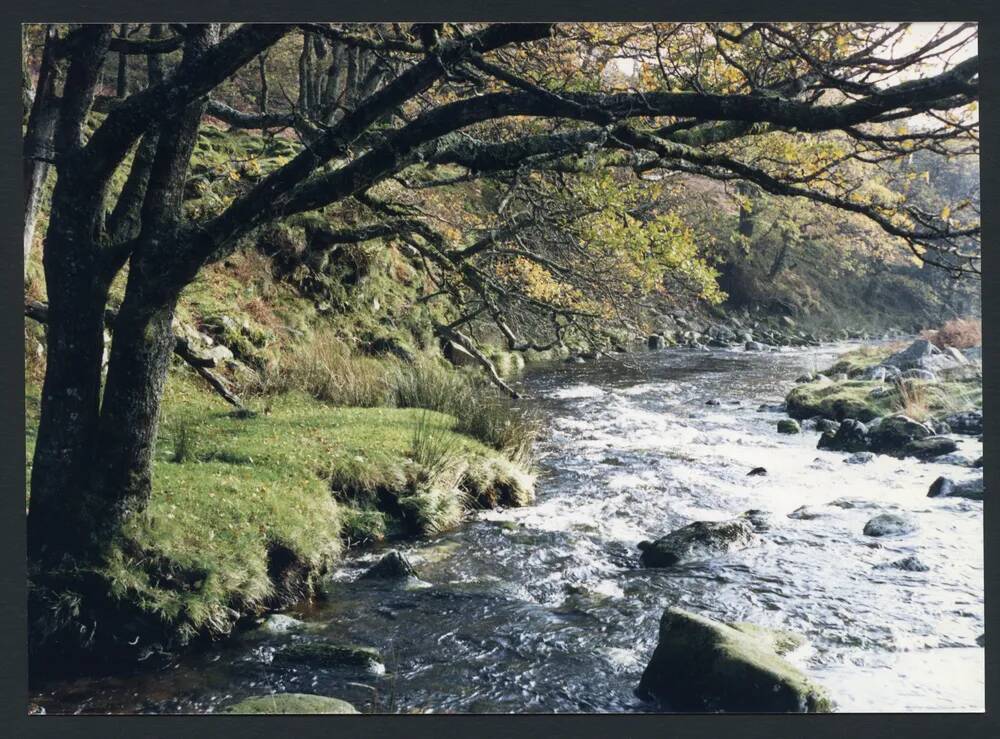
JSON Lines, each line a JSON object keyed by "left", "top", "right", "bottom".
{"left": 22, "top": 23, "right": 978, "bottom": 570}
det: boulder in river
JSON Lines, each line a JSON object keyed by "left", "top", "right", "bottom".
{"left": 815, "top": 418, "right": 840, "bottom": 434}
{"left": 745, "top": 341, "right": 767, "bottom": 352}
{"left": 777, "top": 419, "right": 801, "bottom": 434}
{"left": 747, "top": 467, "right": 768, "bottom": 477}
{"left": 258, "top": 614, "right": 305, "bottom": 634}
{"left": 273, "top": 641, "right": 385, "bottom": 674}
{"left": 928, "top": 475, "right": 984, "bottom": 501}
{"left": 647, "top": 334, "right": 666, "bottom": 350}
{"left": 863, "top": 513, "right": 920, "bottom": 537}
{"left": 867, "top": 415, "right": 934, "bottom": 455}
{"left": 876, "top": 555, "right": 930, "bottom": 572}
{"left": 902, "top": 436, "right": 958, "bottom": 460}
{"left": 817, "top": 418, "right": 869, "bottom": 453}
{"left": 844, "top": 451, "right": 876, "bottom": 465}
{"left": 636, "top": 608, "right": 831, "bottom": 712}
{"left": 638, "top": 513, "right": 762, "bottom": 567}
{"left": 225, "top": 693, "right": 359, "bottom": 714}
{"left": 358, "top": 550, "right": 417, "bottom": 581}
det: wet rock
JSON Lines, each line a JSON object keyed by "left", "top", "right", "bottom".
{"left": 225, "top": 693, "right": 359, "bottom": 714}
{"left": 828, "top": 497, "right": 883, "bottom": 510}
{"left": 601, "top": 456, "right": 625, "bottom": 466}
{"left": 638, "top": 514, "right": 760, "bottom": 567}
{"left": 903, "top": 436, "right": 958, "bottom": 460}
{"left": 927, "top": 475, "right": 983, "bottom": 501}
{"left": 777, "top": 419, "right": 801, "bottom": 434}
{"left": 817, "top": 418, "right": 869, "bottom": 453}
{"left": 787, "top": 505, "right": 825, "bottom": 520}
{"left": 815, "top": 418, "right": 840, "bottom": 434}
{"left": 745, "top": 341, "right": 766, "bottom": 352}
{"left": 757, "top": 403, "right": 785, "bottom": 413}
{"left": 876, "top": 555, "right": 930, "bottom": 572}
{"left": 273, "top": 642, "right": 385, "bottom": 674}
{"left": 943, "top": 411, "right": 983, "bottom": 436}
{"left": 977, "top": 634, "right": 985, "bottom": 647}
{"left": 868, "top": 415, "right": 933, "bottom": 456}
{"left": 705, "top": 398, "right": 722, "bottom": 406}
{"left": 845, "top": 452, "right": 876, "bottom": 465}
{"left": 636, "top": 608, "right": 830, "bottom": 712}
{"left": 258, "top": 614, "right": 305, "bottom": 634}
{"left": 359, "top": 550, "right": 417, "bottom": 581}
{"left": 747, "top": 467, "right": 768, "bottom": 477}
{"left": 647, "top": 334, "right": 666, "bottom": 350}
{"left": 863, "top": 513, "right": 920, "bottom": 537}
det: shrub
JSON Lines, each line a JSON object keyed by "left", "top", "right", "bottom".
{"left": 922, "top": 318, "right": 981, "bottom": 350}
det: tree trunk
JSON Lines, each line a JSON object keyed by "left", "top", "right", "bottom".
{"left": 115, "top": 23, "right": 130, "bottom": 97}
{"left": 23, "top": 25, "right": 60, "bottom": 280}
{"left": 90, "top": 272, "right": 180, "bottom": 520}
{"left": 257, "top": 51, "right": 269, "bottom": 114}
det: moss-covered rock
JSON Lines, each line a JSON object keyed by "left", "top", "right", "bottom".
{"left": 786, "top": 379, "right": 888, "bottom": 422}
{"left": 638, "top": 514, "right": 761, "bottom": 568}
{"left": 273, "top": 641, "right": 385, "bottom": 674}
{"left": 225, "top": 693, "right": 359, "bottom": 714}
{"left": 777, "top": 419, "right": 801, "bottom": 434}
{"left": 637, "top": 608, "right": 831, "bottom": 712}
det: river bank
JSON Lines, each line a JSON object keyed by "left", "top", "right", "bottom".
{"left": 29, "top": 340, "right": 984, "bottom": 714}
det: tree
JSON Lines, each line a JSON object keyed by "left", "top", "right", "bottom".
{"left": 24, "top": 22, "right": 978, "bottom": 569}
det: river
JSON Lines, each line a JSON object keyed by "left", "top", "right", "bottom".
{"left": 30, "top": 343, "right": 985, "bottom": 714}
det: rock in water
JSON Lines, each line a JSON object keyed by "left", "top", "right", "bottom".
{"left": 273, "top": 642, "right": 385, "bottom": 674}
{"left": 636, "top": 608, "right": 831, "bottom": 712}
{"left": 903, "top": 436, "right": 958, "bottom": 460}
{"left": 863, "top": 513, "right": 919, "bottom": 537}
{"left": 258, "top": 614, "right": 305, "bottom": 634}
{"left": 876, "top": 555, "right": 930, "bottom": 572}
{"left": 747, "top": 467, "right": 768, "bottom": 477}
{"left": 359, "top": 550, "right": 417, "bottom": 580}
{"left": 815, "top": 418, "right": 840, "bottom": 434}
{"left": 943, "top": 411, "right": 983, "bottom": 436}
{"left": 638, "top": 514, "right": 760, "bottom": 567}
{"left": 845, "top": 452, "right": 876, "bottom": 465}
{"left": 225, "top": 693, "right": 358, "bottom": 714}
{"left": 867, "top": 415, "right": 933, "bottom": 455}
{"left": 817, "top": 418, "right": 869, "bottom": 453}
{"left": 777, "top": 419, "right": 801, "bottom": 434}
{"left": 928, "top": 475, "right": 984, "bottom": 501}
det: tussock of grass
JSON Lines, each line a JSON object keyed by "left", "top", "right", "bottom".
{"left": 822, "top": 344, "right": 901, "bottom": 377}
{"left": 26, "top": 372, "right": 535, "bottom": 644}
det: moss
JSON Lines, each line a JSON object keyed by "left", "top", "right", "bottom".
{"left": 638, "top": 608, "right": 831, "bottom": 713}
{"left": 224, "top": 693, "right": 359, "bottom": 714}
{"left": 26, "top": 370, "right": 533, "bottom": 646}
{"left": 273, "top": 642, "right": 383, "bottom": 673}
{"left": 786, "top": 379, "right": 891, "bottom": 422}
{"left": 822, "top": 344, "right": 898, "bottom": 377}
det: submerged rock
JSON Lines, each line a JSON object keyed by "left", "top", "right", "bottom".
{"left": 928, "top": 475, "right": 984, "bottom": 501}
{"left": 777, "top": 419, "right": 801, "bottom": 434}
{"left": 225, "top": 693, "right": 359, "bottom": 714}
{"left": 863, "top": 513, "right": 920, "bottom": 537}
{"left": 638, "top": 513, "right": 761, "bottom": 567}
{"left": 358, "top": 550, "right": 417, "bottom": 581}
{"left": 747, "top": 467, "right": 768, "bottom": 477}
{"left": 636, "top": 608, "right": 830, "bottom": 712}
{"left": 273, "top": 641, "right": 385, "bottom": 674}
{"left": 258, "top": 614, "right": 305, "bottom": 634}
{"left": 787, "top": 505, "right": 825, "bottom": 520}
{"left": 876, "top": 555, "right": 930, "bottom": 572}
{"left": 845, "top": 452, "right": 876, "bottom": 465}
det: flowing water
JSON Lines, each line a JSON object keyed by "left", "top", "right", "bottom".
{"left": 31, "top": 344, "right": 985, "bottom": 714}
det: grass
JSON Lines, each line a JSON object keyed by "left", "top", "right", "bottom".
{"left": 822, "top": 343, "right": 902, "bottom": 377}
{"left": 25, "top": 370, "right": 535, "bottom": 645}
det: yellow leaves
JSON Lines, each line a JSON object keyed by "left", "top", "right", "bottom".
{"left": 940, "top": 205, "right": 951, "bottom": 221}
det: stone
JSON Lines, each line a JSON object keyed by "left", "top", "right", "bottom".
{"left": 636, "top": 608, "right": 830, "bottom": 712}
{"left": 747, "top": 467, "right": 768, "bottom": 477}
{"left": 258, "top": 614, "right": 305, "bottom": 634}
{"left": 876, "top": 555, "right": 930, "bottom": 572}
{"left": 868, "top": 415, "right": 934, "bottom": 455}
{"left": 928, "top": 475, "right": 983, "bottom": 501}
{"left": 225, "top": 693, "right": 359, "bottom": 714}
{"left": 883, "top": 339, "right": 938, "bottom": 369}
{"left": 943, "top": 410, "right": 983, "bottom": 435}
{"left": 817, "top": 418, "right": 869, "bottom": 453}
{"left": 903, "top": 436, "right": 958, "bottom": 460}
{"left": 845, "top": 452, "right": 876, "bottom": 465}
{"left": 648, "top": 334, "right": 666, "bottom": 350}
{"left": 777, "top": 419, "right": 801, "bottom": 434}
{"left": 358, "top": 550, "right": 417, "bottom": 580}
{"left": 863, "top": 513, "right": 920, "bottom": 537}
{"left": 705, "top": 398, "right": 722, "bottom": 406}
{"left": 745, "top": 341, "right": 766, "bottom": 352}
{"left": 787, "top": 505, "right": 825, "bottom": 520}
{"left": 638, "top": 514, "right": 760, "bottom": 567}
{"left": 273, "top": 642, "right": 385, "bottom": 674}
{"left": 815, "top": 418, "right": 840, "bottom": 434}
{"left": 901, "top": 368, "right": 936, "bottom": 381}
